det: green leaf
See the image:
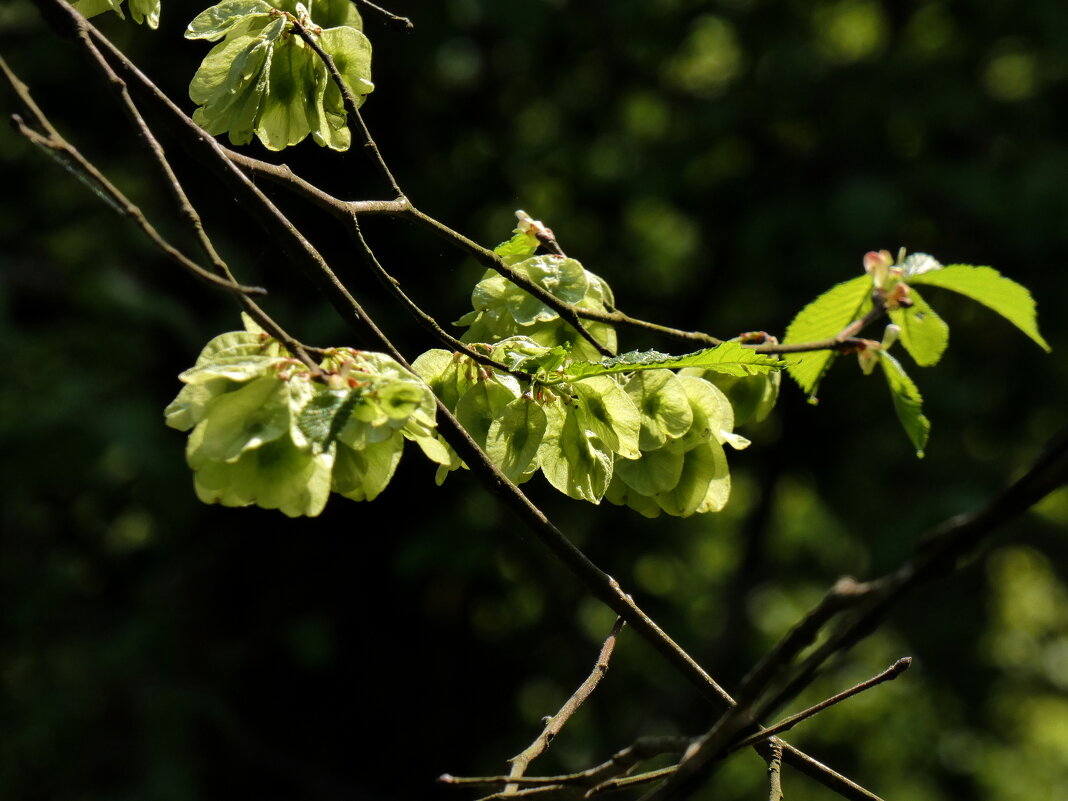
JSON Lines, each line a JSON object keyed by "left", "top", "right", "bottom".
{"left": 604, "top": 474, "right": 664, "bottom": 518}
{"left": 486, "top": 397, "right": 548, "bottom": 482}
{"left": 670, "top": 376, "right": 736, "bottom": 452}
{"left": 455, "top": 379, "right": 519, "bottom": 450}
{"left": 538, "top": 404, "right": 613, "bottom": 502}
{"left": 189, "top": 15, "right": 284, "bottom": 146}
{"left": 889, "top": 286, "right": 949, "bottom": 367}
{"left": 683, "top": 368, "right": 780, "bottom": 427}
{"left": 624, "top": 370, "right": 693, "bottom": 451}
{"left": 313, "top": 26, "right": 374, "bottom": 151}
{"left": 180, "top": 351, "right": 283, "bottom": 383}
{"left": 783, "top": 274, "right": 873, "bottom": 398}
{"left": 615, "top": 446, "right": 684, "bottom": 496}
{"left": 186, "top": 0, "right": 272, "bottom": 40}
{"left": 412, "top": 349, "right": 479, "bottom": 410}
{"left": 278, "top": 0, "right": 363, "bottom": 29}
{"left": 908, "top": 264, "right": 1050, "bottom": 351}
{"left": 494, "top": 231, "right": 540, "bottom": 265}
{"left": 187, "top": 375, "right": 289, "bottom": 463}
{"left": 164, "top": 377, "right": 235, "bottom": 431}
{"left": 562, "top": 341, "right": 783, "bottom": 383}
{"left": 332, "top": 433, "right": 403, "bottom": 501}
{"left": 571, "top": 376, "right": 641, "bottom": 459}
{"left": 75, "top": 0, "right": 160, "bottom": 27}
{"left": 291, "top": 383, "right": 356, "bottom": 452}
{"left": 256, "top": 39, "right": 317, "bottom": 150}
{"left": 191, "top": 433, "right": 335, "bottom": 517}
{"left": 655, "top": 439, "right": 729, "bottom": 517}
{"left": 74, "top": 0, "right": 124, "bottom": 21}
{"left": 878, "top": 351, "right": 930, "bottom": 457}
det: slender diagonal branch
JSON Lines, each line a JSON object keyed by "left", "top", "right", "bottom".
{"left": 732, "top": 657, "right": 911, "bottom": 753}
{"left": 289, "top": 19, "right": 616, "bottom": 359}
{"left": 439, "top": 736, "right": 689, "bottom": 790}
{"left": 347, "top": 216, "right": 534, "bottom": 380}
{"left": 1, "top": 57, "right": 264, "bottom": 299}
{"left": 505, "top": 618, "right": 626, "bottom": 792}
{"left": 643, "top": 429, "right": 1068, "bottom": 801}
{"left": 353, "top": 0, "right": 414, "bottom": 31}
{"left": 65, "top": 32, "right": 321, "bottom": 371}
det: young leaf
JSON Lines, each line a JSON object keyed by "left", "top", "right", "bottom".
{"left": 74, "top": 0, "right": 161, "bottom": 27}
{"left": 614, "top": 446, "right": 684, "bottom": 497}
{"left": 571, "top": 376, "right": 642, "bottom": 460}
{"left": 314, "top": 26, "right": 375, "bottom": 151}
{"left": 562, "top": 341, "right": 783, "bottom": 383}
{"left": 655, "top": 439, "right": 729, "bottom": 518}
{"left": 538, "top": 405, "right": 613, "bottom": 502}
{"left": 333, "top": 433, "right": 403, "bottom": 502}
{"left": 624, "top": 370, "right": 693, "bottom": 451}
{"left": 455, "top": 380, "right": 519, "bottom": 450}
{"left": 878, "top": 351, "right": 930, "bottom": 457}
{"left": 256, "top": 39, "right": 317, "bottom": 150}
{"left": 191, "top": 433, "right": 335, "bottom": 518}
{"left": 189, "top": 375, "right": 290, "bottom": 463}
{"left": 670, "top": 376, "right": 736, "bottom": 452}
{"left": 486, "top": 397, "right": 548, "bottom": 482}
{"left": 889, "top": 286, "right": 949, "bottom": 367}
{"left": 908, "top": 264, "right": 1050, "bottom": 351}
{"left": 186, "top": 0, "right": 273, "bottom": 40}
{"left": 782, "top": 274, "right": 872, "bottom": 398}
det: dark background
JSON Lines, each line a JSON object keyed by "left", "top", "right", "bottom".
{"left": 2, "top": 1, "right": 1067, "bottom": 799}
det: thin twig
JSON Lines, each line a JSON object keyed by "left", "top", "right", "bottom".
{"left": 67, "top": 31, "right": 321, "bottom": 371}
{"left": 766, "top": 741, "right": 784, "bottom": 801}
{"left": 1, "top": 59, "right": 264, "bottom": 299}
{"left": 732, "top": 658, "right": 911, "bottom": 753}
{"left": 439, "top": 736, "right": 689, "bottom": 790}
{"left": 289, "top": 18, "right": 402, "bottom": 197}
{"left": 353, "top": 0, "right": 414, "bottom": 31}
{"left": 348, "top": 215, "right": 534, "bottom": 380}
{"left": 506, "top": 618, "right": 626, "bottom": 792}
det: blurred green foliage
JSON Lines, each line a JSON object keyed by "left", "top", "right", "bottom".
{"left": 2, "top": 0, "right": 1066, "bottom": 799}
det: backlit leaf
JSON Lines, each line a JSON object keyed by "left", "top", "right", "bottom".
{"left": 908, "top": 264, "right": 1050, "bottom": 352}
{"left": 878, "top": 351, "right": 930, "bottom": 457}
{"left": 783, "top": 274, "right": 872, "bottom": 398}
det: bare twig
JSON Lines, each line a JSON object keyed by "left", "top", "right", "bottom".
{"left": 1, "top": 57, "right": 264, "bottom": 300}
{"left": 732, "top": 658, "right": 911, "bottom": 753}
{"left": 439, "top": 736, "right": 689, "bottom": 791}
{"left": 347, "top": 216, "right": 534, "bottom": 380}
{"left": 505, "top": 618, "right": 626, "bottom": 792}
{"left": 353, "top": 0, "right": 414, "bottom": 31}
{"left": 766, "top": 741, "right": 784, "bottom": 801}
{"left": 66, "top": 32, "right": 321, "bottom": 371}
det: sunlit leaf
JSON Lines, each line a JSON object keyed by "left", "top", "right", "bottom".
{"left": 878, "top": 351, "right": 930, "bottom": 457}
{"left": 624, "top": 370, "right": 693, "bottom": 451}
{"left": 562, "top": 341, "right": 782, "bottom": 383}
{"left": 333, "top": 433, "right": 403, "bottom": 501}
{"left": 571, "top": 376, "right": 641, "bottom": 459}
{"left": 655, "top": 439, "right": 729, "bottom": 518}
{"left": 615, "top": 446, "right": 684, "bottom": 496}
{"left": 186, "top": 0, "right": 272, "bottom": 39}
{"left": 889, "top": 285, "right": 949, "bottom": 367}
{"left": 538, "top": 405, "right": 613, "bottom": 502}
{"left": 909, "top": 264, "right": 1050, "bottom": 352}
{"left": 783, "top": 274, "right": 872, "bottom": 398}
{"left": 486, "top": 397, "right": 548, "bottom": 482}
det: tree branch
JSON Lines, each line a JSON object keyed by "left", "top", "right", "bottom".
{"left": 0, "top": 55, "right": 265, "bottom": 300}
{"left": 504, "top": 618, "right": 626, "bottom": 792}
